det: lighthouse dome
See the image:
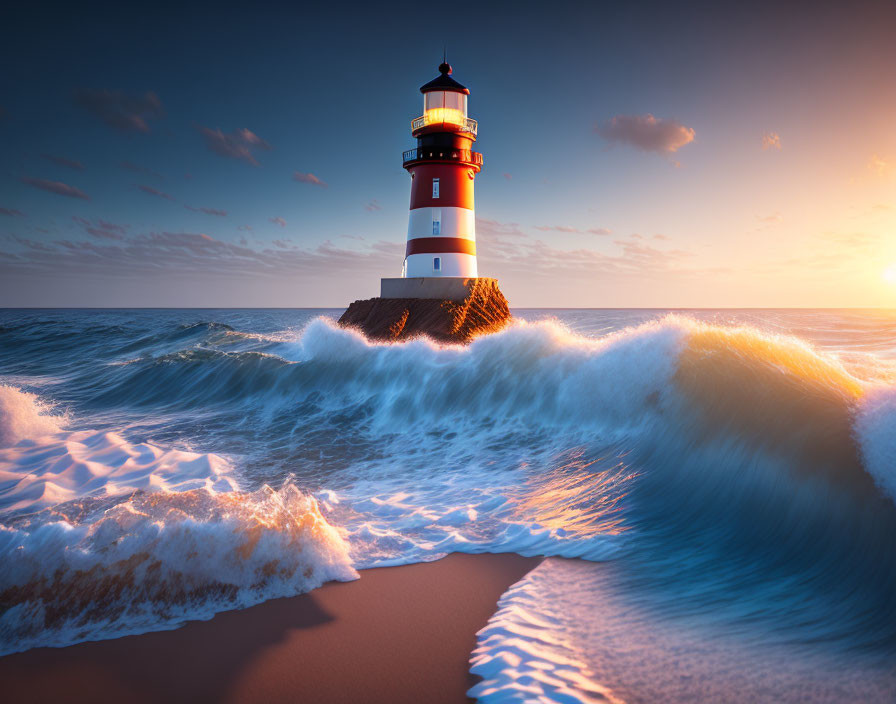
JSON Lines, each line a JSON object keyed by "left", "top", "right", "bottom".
{"left": 419, "top": 62, "right": 470, "bottom": 95}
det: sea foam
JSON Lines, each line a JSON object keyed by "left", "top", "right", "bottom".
{"left": 0, "top": 384, "right": 357, "bottom": 655}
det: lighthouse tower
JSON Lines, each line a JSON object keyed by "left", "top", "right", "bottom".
{"left": 343, "top": 60, "right": 509, "bottom": 340}
{"left": 400, "top": 61, "right": 482, "bottom": 279}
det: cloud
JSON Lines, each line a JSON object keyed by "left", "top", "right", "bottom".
{"left": 365, "top": 199, "right": 382, "bottom": 212}
{"left": 595, "top": 114, "right": 695, "bottom": 155}
{"left": 0, "top": 230, "right": 403, "bottom": 283}
{"left": 238, "top": 224, "right": 253, "bottom": 231}
{"left": 474, "top": 216, "right": 696, "bottom": 281}
{"left": 0, "top": 208, "right": 25, "bottom": 217}
{"left": 185, "top": 205, "right": 227, "bottom": 217}
{"left": 269, "top": 217, "right": 286, "bottom": 227}
{"left": 503, "top": 173, "right": 512, "bottom": 180}
{"left": 534, "top": 225, "right": 612, "bottom": 236}
{"left": 817, "top": 231, "right": 880, "bottom": 252}
{"left": 475, "top": 217, "right": 527, "bottom": 238}
{"left": 293, "top": 171, "right": 327, "bottom": 187}
{"left": 869, "top": 154, "right": 892, "bottom": 176}
{"left": 756, "top": 212, "right": 782, "bottom": 223}
{"left": 138, "top": 184, "right": 175, "bottom": 201}
{"left": 761, "top": 132, "right": 782, "bottom": 150}
{"left": 40, "top": 154, "right": 85, "bottom": 171}
{"left": 198, "top": 126, "right": 271, "bottom": 166}
{"left": 73, "top": 89, "right": 164, "bottom": 132}
{"left": 120, "top": 161, "right": 163, "bottom": 179}
{"left": 72, "top": 216, "right": 128, "bottom": 240}
{"left": 21, "top": 176, "right": 89, "bottom": 200}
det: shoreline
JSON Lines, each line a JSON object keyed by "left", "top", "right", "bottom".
{"left": 0, "top": 552, "right": 540, "bottom": 704}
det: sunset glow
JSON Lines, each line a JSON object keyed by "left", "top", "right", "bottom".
{"left": 1, "top": 2, "right": 894, "bottom": 308}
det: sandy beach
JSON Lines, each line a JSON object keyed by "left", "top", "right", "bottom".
{"left": 0, "top": 552, "right": 539, "bottom": 704}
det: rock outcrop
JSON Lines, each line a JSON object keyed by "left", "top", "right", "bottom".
{"left": 338, "top": 278, "right": 511, "bottom": 344}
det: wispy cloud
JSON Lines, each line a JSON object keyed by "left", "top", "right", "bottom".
{"left": 869, "top": 154, "right": 892, "bottom": 177}
{"left": 761, "top": 132, "right": 782, "bottom": 150}
{"left": 0, "top": 208, "right": 25, "bottom": 217}
{"left": 503, "top": 173, "right": 512, "bottom": 180}
{"left": 293, "top": 171, "right": 327, "bottom": 187}
{"left": 475, "top": 217, "right": 527, "bottom": 238}
{"left": 269, "top": 217, "right": 286, "bottom": 227}
{"left": 72, "top": 216, "right": 128, "bottom": 240}
{"left": 365, "top": 199, "right": 382, "bottom": 212}
{"left": 0, "top": 231, "right": 403, "bottom": 282}
{"left": 73, "top": 89, "right": 164, "bottom": 132}
{"left": 40, "top": 154, "right": 85, "bottom": 171}
{"left": 198, "top": 127, "right": 271, "bottom": 166}
{"left": 185, "top": 205, "right": 227, "bottom": 217}
{"left": 595, "top": 114, "right": 695, "bottom": 155}
{"left": 534, "top": 225, "right": 612, "bottom": 235}
{"left": 138, "top": 184, "right": 175, "bottom": 201}
{"left": 120, "top": 161, "right": 163, "bottom": 179}
{"left": 21, "top": 176, "right": 89, "bottom": 200}
{"left": 476, "top": 217, "right": 694, "bottom": 280}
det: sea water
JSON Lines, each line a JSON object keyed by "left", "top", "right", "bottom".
{"left": 1, "top": 308, "right": 894, "bottom": 702}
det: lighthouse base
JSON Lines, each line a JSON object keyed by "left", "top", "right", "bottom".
{"left": 338, "top": 278, "right": 510, "bottom": 344}
{"left": 380, "top": 277, "right": 489, "bottom": 301}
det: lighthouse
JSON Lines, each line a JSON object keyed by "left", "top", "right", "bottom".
{"left": 400, "top": 61, "right": 482, "bottom": 278}
{"left": 347, "top": 60, "right": 508, "bottom": 342}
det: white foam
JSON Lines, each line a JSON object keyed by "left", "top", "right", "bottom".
{"left": 0, "top": 385, "right": 63, "bottom": 446}
{"left": 0, "top": 384, "right": 243, "bottom": 514}
{"left": 470, "top": 559, "right": 896, "bottom": 703}
{"left": 0, "top": 483, "right": 357, "bottom": 655}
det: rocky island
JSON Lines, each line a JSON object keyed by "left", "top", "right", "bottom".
{"left": 338, "top": 277, "right": 511, "bottom": 344}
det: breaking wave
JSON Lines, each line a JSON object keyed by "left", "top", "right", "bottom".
{"left": 0, "top": 385, "right": 355, "bottom": 655}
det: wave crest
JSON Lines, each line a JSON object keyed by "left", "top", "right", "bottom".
{"left": 0, "top": 482, "right": 357, "bottom": 655}
{"left": 0, "top": 385, "right": 63, "bottom": 446}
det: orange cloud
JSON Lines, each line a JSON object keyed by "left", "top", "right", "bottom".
{"left": 869, "top": 154, "right": 892, "bottom": 176}
{"left": 595, "top": 114, "right": 695, "bottom": 155}
{"left": 761, "top": 132, "right": 782, "bottom": 150}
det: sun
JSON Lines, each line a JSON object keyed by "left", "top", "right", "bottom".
{"left": 885, "top": 265, "right": 896, "bottom": 285}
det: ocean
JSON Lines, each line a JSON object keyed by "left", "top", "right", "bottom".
{"left": 1, "top": 308, "right": 895, "bottom": 702}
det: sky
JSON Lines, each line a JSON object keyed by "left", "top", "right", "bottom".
{"left": 1, "top": 0, "right": 895, "bottom": 308}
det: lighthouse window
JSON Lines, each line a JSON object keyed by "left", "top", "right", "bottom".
{"left": 424, "top": 91, "right": 467, "bottom": 120}
{"left": 432, "top": 178, "right": 440, "bottom": 198}
{"left": 432, "top": 208, "right": 441, "bottom": 235}
{"left": 433, "top": 257, "right": 442, "bottom": 272}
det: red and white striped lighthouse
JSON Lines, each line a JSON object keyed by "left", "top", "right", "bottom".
{"left": 400, "top": 61, "right": 482, "bottom": 278}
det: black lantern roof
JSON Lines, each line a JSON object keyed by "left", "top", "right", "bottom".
{"left": 419, "top": 62, "right": 470, "bottom": 95}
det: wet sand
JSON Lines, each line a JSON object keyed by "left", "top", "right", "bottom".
{"left": 0, "top": 552, "right": 539, "bottom": 704}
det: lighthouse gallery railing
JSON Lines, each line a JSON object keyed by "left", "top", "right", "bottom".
{"left": 402, "top": 148, "right": 483, "bottom": 166}
{"left": 411, "top": 114, "right": 478, "bottom": 136}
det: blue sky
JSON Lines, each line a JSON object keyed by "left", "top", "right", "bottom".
{"left": 2, "top": 1, "right": 895, "bottom": 307}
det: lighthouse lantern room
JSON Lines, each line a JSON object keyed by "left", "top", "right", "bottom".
{"left": 400, "top": 61, "right": 483, "bottom": 279}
